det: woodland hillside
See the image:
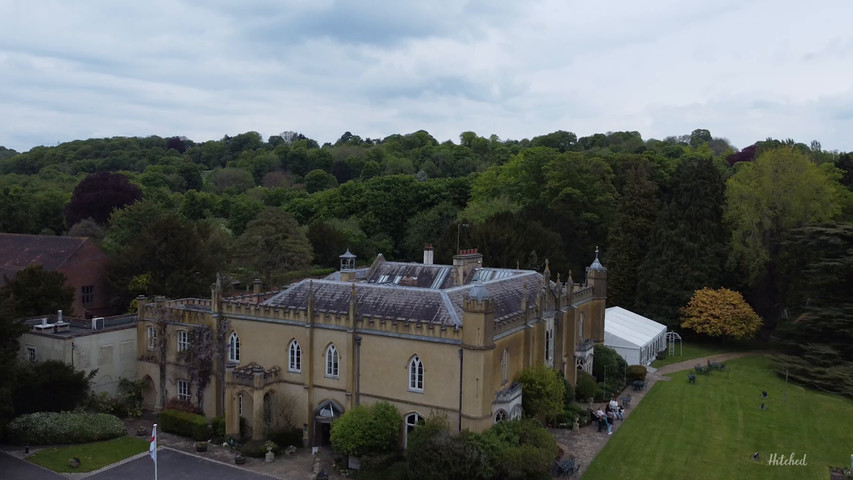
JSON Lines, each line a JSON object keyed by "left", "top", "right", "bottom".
{"left": 1, "top": 128, "right": 852, "bottom": 395}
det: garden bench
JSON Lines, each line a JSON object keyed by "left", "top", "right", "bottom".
{"left": 709, "top": 361, "right": 725, "bottom": 371}
{"left": 554, "top": 457, "right": 580, "bottom": 477}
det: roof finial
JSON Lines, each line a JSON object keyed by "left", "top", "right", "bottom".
{"left": 588, "top": 247, "right": 606, "bottom": 271}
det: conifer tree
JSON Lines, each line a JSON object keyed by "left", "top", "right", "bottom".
{"left": 775, "top": 223, "right": 853, "bottom": 397}
{"left": 634, "top": 157, "right": 728, "bottom": 327}
{"left": 606, "top": 159, "right": 659, "bottom": 309}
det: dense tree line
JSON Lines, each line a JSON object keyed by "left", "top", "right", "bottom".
{"left": 1, "top": 128, "right": 852, "bottom": 395}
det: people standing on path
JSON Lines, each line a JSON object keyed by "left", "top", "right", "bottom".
{"left": 604, "top": 408, "right": 614, "bottom": 434}
{"left": 609, "top": 396, "right": 624, "bottom": 421}
{"left": 595, "top": 407, "right": 607, "bottom": 433}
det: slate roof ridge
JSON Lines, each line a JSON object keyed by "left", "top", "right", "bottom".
{"left": 0, "top": 233, "right": 90, "bottom": 270}
{"left": 439, "top": 290, "right": 461, "bottom": 326}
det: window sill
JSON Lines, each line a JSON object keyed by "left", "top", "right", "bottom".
{"left": 408, "top": 388, "right": 424, "bottom": 394}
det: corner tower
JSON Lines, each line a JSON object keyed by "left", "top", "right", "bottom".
{"left": 585, "top": 246, "right": 607, "bottom": 343}
{"left": 461, "top": 282, "right": 495, "bottom": 432}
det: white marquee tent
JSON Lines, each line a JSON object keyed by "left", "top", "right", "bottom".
{"left": 604, "top": 306, "right": 667, "bottom": 366}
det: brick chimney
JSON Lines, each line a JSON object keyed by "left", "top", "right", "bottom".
{"left": 423, "top": 244, "right": 434, "bottom": 265}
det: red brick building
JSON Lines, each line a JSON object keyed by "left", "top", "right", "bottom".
{"left": 0, "top": 233, "right": 113, "bottom": 317}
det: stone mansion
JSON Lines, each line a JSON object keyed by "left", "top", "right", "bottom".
{"left": 135, "top": 248, "right": 606, "bottom": 446}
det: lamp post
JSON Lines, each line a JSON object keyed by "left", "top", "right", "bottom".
{"left": 456, "top": 224, "right": 470, "bottom": 255}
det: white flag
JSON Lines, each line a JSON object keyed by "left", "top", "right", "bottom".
{"left": 149, "top": 424, "right": 157, "bottom": 463}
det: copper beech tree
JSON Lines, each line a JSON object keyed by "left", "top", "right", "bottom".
{"left": 680, "top": 287, "right": 762, "bottom": 340}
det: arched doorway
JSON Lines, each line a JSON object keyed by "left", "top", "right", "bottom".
{"left": 141, "top": 375, "right": 157, "bottom": 411}
{"left": 314, "top": 400, "right": 344, "bottom": 447}
{"left": 236, "top": 390, "right": 254, "bottom": 439}
{"left": 404, "top": 412, "right": 425, "bottom": 447}
{"left": 263, "top": 391, "right": 274, "bottom": 435}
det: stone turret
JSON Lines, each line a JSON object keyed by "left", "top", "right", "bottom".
{"left": 584, "top": 247, "right": 607, "bottom": 343}
{"left": 461, "top": 282, "right": 495, "bottom": 432}
{"left": 585, "top": 246, "right": 607, "bottom": 298}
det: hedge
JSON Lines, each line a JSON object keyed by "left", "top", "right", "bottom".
{"left": 267, "top": 427, "right": 304, "bottom": 449}
{"left": 240, "top": 439, "right": 279, "bottom": 458}
{"left": 575, "top": 370, "right": 597, "bottom": 402}
{"left": 627, "top": 365, "right": 647, "bottom": 383}
{"left": 159, "top": 409, "right": 210, "bottom": 441}
{"left": 212, "top": 415, "right": 226, "bottom": 438}
{"left": 7, "top": 412, "right": 126, "bottom": 445}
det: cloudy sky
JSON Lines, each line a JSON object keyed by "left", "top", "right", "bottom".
{"left": 2, "top": 0, "right": 852, "bottom": 153}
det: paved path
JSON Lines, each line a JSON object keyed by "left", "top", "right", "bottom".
{"left": 2, "top": 416, "right": 343, "bottom": 480}
{"left": 552, "top": 352, "right": 755, "bottom": 478}
{"left": 85, "top": 448, "right": 279, "bottom": 480}
{"left": 655, "top": 351, "right": 761, "bottom": 375}
{"left": 0, "top": 451, "right": 65, "bottom": 480}
{"left": 551, "top": 368, "right": 665, "bottom": 478}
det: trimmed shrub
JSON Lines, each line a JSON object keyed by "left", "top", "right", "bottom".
{"left": 564, "top": 403, "right": 591, "bottom": 427}
{"left": 7, "top": 412, "right": 126, "bottom": 445}
{"left": 592, "top": 345, "right": 628, "bottom": 393}
{"left": 360, "top": 452, "right": 399, "bottom": 472}
{"left": 159, "top": 409, "right": 210, "bottom": 441}
{"left": 330, "top": 401, "right": 402, "bottom": 457}
{"left": 408, "top": 416, "right": 492, "bottom": 480}
{"left": 627, "top": 365, "right": 647, "bottom": 383}
{"left": 575, "top": 371, "right": 597, "bottom": 402}
{"left": 484, "top": 419, "right": 558, "bottom": 480}
{"left": 13, "top": 360, "right": 93, "bottom": 415}
{"left": 212, "top": 415, "right": 226, "bottom": 438}
{"left": 560, "top": 376, "right": 575, "bottom": 411}
{"left": 240, "top": 439, "right": 280, "bottom": 458}
{"left": 267, "top": 427, "right": 303, "bottom": 449}
{"left": 519, "top": 365, "right": 565, "bottom": 424}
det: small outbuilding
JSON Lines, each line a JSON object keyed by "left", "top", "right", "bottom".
{"left": 604, "top": 306, "right": 667, "bottom": 366}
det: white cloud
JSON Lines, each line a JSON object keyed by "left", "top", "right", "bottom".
{"left": 1, "top": 0, "right": 852, "bottom": 152}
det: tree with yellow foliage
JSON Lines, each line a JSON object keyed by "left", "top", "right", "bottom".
{"left": 680, "top": 287, "right": 762, "bottom": 339}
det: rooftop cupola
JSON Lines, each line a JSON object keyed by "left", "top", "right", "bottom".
{"left": 340, "top": 249, "right": 357, "bottom": 281}
{"left": 585, "top": 246, "right": 607, "bottom": 298}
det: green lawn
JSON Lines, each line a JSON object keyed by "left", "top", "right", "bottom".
{"left": 27, "top": 436, "right": 148, "bottom": 473}
{"left": 583, "top": 356, "right": 853, "bottom": 480}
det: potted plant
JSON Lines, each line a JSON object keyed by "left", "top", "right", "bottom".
{"left": 234, "top": 453, "right": 246, "bottom": 465}
{"left": 264, "top": 440, "right": 277, "bottom": 463}
{"left": 195, "top": 441, "right": 208, "bottom": 452}
{"left": 136, "top": 426, "right": 147, "bottom": 436}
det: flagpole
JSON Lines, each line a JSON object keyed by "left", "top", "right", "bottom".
{"left": 150, "top": 423, "right": 158, "bottom": 480}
